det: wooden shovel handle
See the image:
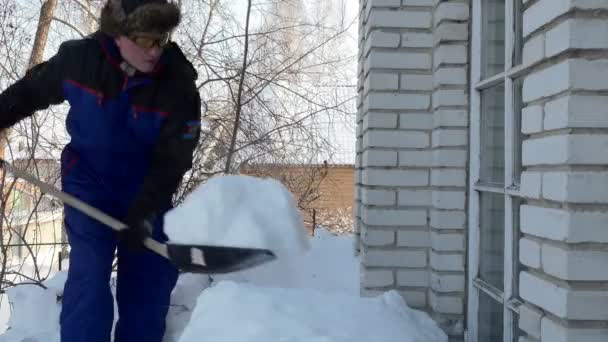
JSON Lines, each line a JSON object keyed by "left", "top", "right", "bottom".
{"left": 0, "top": 158, "right": 170, "bottom": 259}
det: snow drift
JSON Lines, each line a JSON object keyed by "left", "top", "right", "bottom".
{"left": 164, "top": 175, "right": 310, "bottom": 258}
{"left": 179, "top": 280, "right": 447, "bottom": 342}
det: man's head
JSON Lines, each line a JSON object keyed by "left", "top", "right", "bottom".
{"left": 100, "top": 0, "right": 180, "bottom": 73}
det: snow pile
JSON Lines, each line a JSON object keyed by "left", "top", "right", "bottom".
{"left": 215, "top": 228, "right": 360, "bottom": 294}
{"left": 0, "top": 273, "right": 67, "bottom": 342}
{"left": 0, "top": 175, "right": 447, "bottom": 342}
{"left": 164, "top": 175, "right": 310, "bottom": 256}
{"left": 179, "top": 281, "right": 447, "bottom": 342}
{"left": 163, "top": 274, "right": 211, "bottom": 342}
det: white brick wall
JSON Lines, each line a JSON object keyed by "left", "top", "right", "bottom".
{"left": 520, "top": 271, "right": 608, "bottom": 320}
{"left": 357, "top": 0, "right": 436, "bottom": 322}
{"left": 541, "top": 317, "right": 608, "bottom": 342}
{"left": 363, "top": 248, "right": 428, "bottom": 268}
{"left": 357, "top": 0, "right": 468, "bottom": 339}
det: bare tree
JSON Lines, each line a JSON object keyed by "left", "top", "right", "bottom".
{"left": 173, "top": 0, "right": 357, "bottom": 202}
{"left": 0, "top": 0, "right": 358, "bottom": 297}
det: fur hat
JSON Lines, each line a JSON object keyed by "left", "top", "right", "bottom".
{"left": 99, "top": 0, "right": 181, "bottom": 37}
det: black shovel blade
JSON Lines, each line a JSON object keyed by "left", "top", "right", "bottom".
{"left": 166, "top": 244, "right": 276, "bottom": 274}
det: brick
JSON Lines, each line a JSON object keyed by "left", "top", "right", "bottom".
{"left": 431, "top": 231, "right": 464, "bottom": 252}
{"left": 521, "top": 105, "right": 543, "bottom": 134}
{"left": 520, "top": 271, "right": 608, "bottom": 320}
{"left": 366, "top": 30, "right": 400, "bottom": 48}
{"left": 363, "top": 112, "right": 398, "bottom": 129}
{"left": 520, "top": 171, "right": 542, "bottom": 199}
{"left": 546, "top": 19, "right": 608, "bottom": 57}
{"left": 432, "top": 89, "right": 467, "bottom": 108}
{"left": 432, "top": 149, "right": 467, "bottom": 167}
{"left": 523, "top": 33, "right": 545, "bottom": 65}
{"left": 401, "top": 32, "right": 433, "bottom": 48}
{"left": 434, "top": 68, "right": 467, "bottom": 86}
{"left": 432, "top": 191, "right": 465, "bottom": 210}
{"left": 362, "top": 188, "right": 396, "bottom": 205}
{"left": 402, "top": 0, "right": 434, "bottom": 5}
{"left": 430, "top": 251, "right": 464, "bottom": 271}
{"left": 434, "top": 23, "right": 468, "bottom": 44}
{"left": 397, "top": 269, "right": 430, "bottom": 287}
{"left": 366, "top": 51, "right": 431, "bottom": 70}
{"left": 542, "top": 244, "right": 608, "bottom": 281}
{"left": 400, "top": 113, "right": 433, "bottom": 129}
{"left": 430, "top": 210, "right": 466, "bottom": 230}
{"left": 544, "top": 95, "right": 608, "bottom": 129}
{"left": 519, "top": 304, "right": 543, "bottom": 340}
{"left": 432, "top": 129, "right": 467, "bottom": 147}
{"left": 543, "top": 171, "right": 608, "bottom": 203}
{"left": 367, "top": 0, "right": 400, "bottom": 7}
{"left": 434, "top": 2, "right": 469, "bottom": 25}
{"left": 430, "top": 272, "right": 465, "bottom": 292}
{"left": 363, "top": 169, "right": 429, "bottom": 186}
{"left": 430, "top": 291, "right": 463, "bottom": 314}
{"left": 431, "top": 169, "right": 466, "bottom": 187}
{"left": 365, "top": 72, "right": 399, "bottom": 91}
{"left": 523, "top": 135, "right": 608, "bottom": 165}
{"left": 362, "top": 150, "right": 398, "bottom": 167}
{"left": 401, "top": 74, "right": 433, "bottom": 91}
{"left": 398, "top": 290, "right": 427, "bottom": 308}
{"left": 364, "top": 130, "right": 429, "bottom": 148}
{"left": 521, "top": 205, "right": 608, "bottom": 243}
{"left": 362, "top": 228, "right": 395, "bottom": 246}
{"left": 398, "top": 150, "right": 432, "bottom": 167}
{"left": 522, "top": 60, "right": 570, "bottom": 102}
{"left": 397, "top": 230, "right": 430, "bottom": 247}
{"left": 434, "top": 45, "right": 467, "bottom": 67}
{"left": 522, "top": 59, "right": 608, "bottom": 102}
{"left": 398, "top": 190, "right": 431, "bottom": 206}
{"left": 519, "top": 237, "right": 541, "bottom": 269}
{"left": 523, "top": 0, "right": 570, "bottom": 37}
{"left": 367, "top": 9, "right": 432, "bottom": 29}
{"left": 541, "top": 317, "right": 608, "bottom": 342}
{"left": 363, "top": 208, "right": 427, "bottom": 226}
{"left": 363, "top": 248, "right": 427, "bottom": 267}
{"left": 362, "top": 268, "right": 394, "bottom": 287}
{"left": 366, "top": 93, "right": 430, "bottom": 110}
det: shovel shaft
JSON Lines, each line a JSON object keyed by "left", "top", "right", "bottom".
{"left": 0, "top": 159, "right": 170, "bottom": 259}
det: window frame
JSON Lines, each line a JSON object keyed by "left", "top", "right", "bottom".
{"left": 467, "top": 0, "right": 524, "bottom": 341}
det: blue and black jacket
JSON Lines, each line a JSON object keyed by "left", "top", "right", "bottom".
{"left": 0, "top": 31, "right": 201, "bottom": 224}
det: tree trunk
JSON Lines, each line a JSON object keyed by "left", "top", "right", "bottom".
{"left": 28, "top": 0, "right": 58, "bottom": 68}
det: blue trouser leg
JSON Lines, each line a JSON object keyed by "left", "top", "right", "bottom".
{"left": 60, "top": 204, "right": 117, "bottom": 342}
{"left": 114, "top": 219, "right": 179, "bottom": 342}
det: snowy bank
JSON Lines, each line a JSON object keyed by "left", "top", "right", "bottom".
{"left": 179, "top": 280, "right": 447, "bottom": 342}
{"left": 0, "top": 230, "right": 447, "bottom": 342}
{"left": 0, "top": 175, "right": 447, "bottom": 341}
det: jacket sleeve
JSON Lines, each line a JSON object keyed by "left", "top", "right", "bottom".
{"left": 128, "top": 79, "right": 201, "bottom": 223}
{"left": 0, "top": 42, "right": 70, "bottom": 129}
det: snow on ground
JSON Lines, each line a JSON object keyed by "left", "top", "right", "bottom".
{"left": 179, "top": 281, "right": 446, "bottom": 342}
{"left": 0, "top": 175, "right": 447, "bottom": 342}
{"left": 214, "top": 228, "right": 360, "bottom": 294}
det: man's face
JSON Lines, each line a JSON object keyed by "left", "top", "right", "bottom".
{"left": 115, "top": 33, "right": 168, "bottom": 73}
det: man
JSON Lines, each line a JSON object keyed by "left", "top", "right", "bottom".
{"left": 0, "top": 0, "right": 201, "bottom": 341}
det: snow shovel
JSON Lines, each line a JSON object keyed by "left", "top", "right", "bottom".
{"left": 0, "top": 158, "right": 276, "bottom": 274}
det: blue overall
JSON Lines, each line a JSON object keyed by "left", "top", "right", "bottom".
{"left": 58, "top": 37, "right": 179, "bottom": 342}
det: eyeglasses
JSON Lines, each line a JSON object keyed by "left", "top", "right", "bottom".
{"left": 128, "top": 34, "right": 170, "bottom": 49}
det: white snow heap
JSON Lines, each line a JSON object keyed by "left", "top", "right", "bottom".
{"left": 0, "top": 272, "right": 67, "bottom": 342}
{"left": 164, "top": 174, "right": 310, "bottom": 255}
{"left": 178, "top": 281, "right": 448, "bottom": 342}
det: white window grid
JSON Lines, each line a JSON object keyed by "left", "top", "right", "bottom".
{"left": 468, "top": 0, "right": 526, "bottom": 341}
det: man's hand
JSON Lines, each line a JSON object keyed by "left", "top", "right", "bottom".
{"left": 121, "top": 213, "right": 154, "bottom": 250}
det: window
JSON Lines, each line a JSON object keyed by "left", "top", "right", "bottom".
{"left": 468, "top": 0, "right": 524, "bottom": 341}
